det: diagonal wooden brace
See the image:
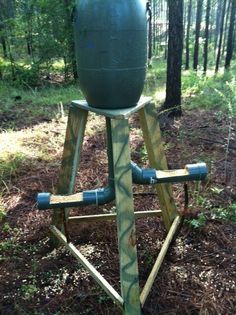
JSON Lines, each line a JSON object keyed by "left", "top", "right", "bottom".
{"left": 140, "top": 215, "right": 182, "bottom": 307}
{"left": 50, "top": 225, "right": 124, "bottom": 308}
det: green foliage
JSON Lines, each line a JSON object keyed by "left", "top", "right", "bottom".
{"left": 2, "top": 222, "right": 11, "bottom": 233}
{"left": 14, "top": 64, "right": 41, "bottom": 87}
{"left": 139, "top": 145, "right": 148, "bottom": 163}
{"left": 20, "top": 281, "right": 38, "bottom": 300}
{"left": 144, "top": 59, "right": 166, "bottom": 99}
{"left": 143, "top": 59, "right": 236, "bottom": 114}
{"left": 0, "top": 80, "right": 81, "bottom": 107}
{"left": 187, "top": 213, "right": 207, "bottom": 229}
{"left": 0, "top": 0, "right": 76, "bottom": 85}
{"left": 0, "top": 239, "right": 14, "bottom": 252}
{"left": 0, "top": 152, "right": 26, "bottom": 184}
{"left": 0, "top": 202, "right": 6, "bottom": 221}
{"left": 229, "top": 204, "right": 236, "bottom": 222}
{"left": 0, "top": 80, "right": 82, "bottom": 130}
{"left": 0, "top": 235, "right": 22, "bottom": 262}
{"left": 212, "top": 204, "right": 236, "bottom": 222}
{"left": 182, "top": 69, "right": 236, "bottom": 115}
{"left": 187, "top": 204, "right": 236, "bottom": 229}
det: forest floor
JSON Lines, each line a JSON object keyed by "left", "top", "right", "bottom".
{"left": 0, "top": 99, "right": 235, "bottom": 315}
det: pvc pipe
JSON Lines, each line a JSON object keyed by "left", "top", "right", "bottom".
{"left": 131, "top": 162, "right": 208, "bottom": 184}
{"left": 37, "top": 187, "right": 115, "bottom": 210}
{"left": 131, "top": 161, "right": 157, "bottom": 184}
{"left": 37, "top": 162, "right": 207, "bottom": 210}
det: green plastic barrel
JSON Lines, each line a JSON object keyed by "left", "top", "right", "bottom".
{"left": 74, "top": 0, "right": 147, "bottom": 109}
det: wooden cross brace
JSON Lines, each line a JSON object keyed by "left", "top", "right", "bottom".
{"left": 46, "top": 98, "right": 188, "bottom": 314}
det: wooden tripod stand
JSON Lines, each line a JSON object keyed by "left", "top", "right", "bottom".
{"left": 50, "top": 97, "right": 181, "bottom": 315}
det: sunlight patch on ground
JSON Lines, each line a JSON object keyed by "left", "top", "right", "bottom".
{"left": 154, "top": 89, "right": 166, "bottom": 102}
{"left": 0, "top": 125, "right": 61, "bottom": 161}
{"left": 0, "top": 120, "right": 67, "bottom": 187}
{"left": 0, "top": 130, "right": 32, "bottom": 157}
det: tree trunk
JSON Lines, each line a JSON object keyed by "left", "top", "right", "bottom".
{"left": 183, "top": 0, "right": 187, "bottom": 31}
{"left": 164, "top": 3, "right": 169, "bottom": 60}
{"left": 215, "top": 0, "right": 227, "bottom": 72}
{"left": 147, "top": 1, "right": 152, "bottom": 60}
{"left": 163, "top": 0, "right": 183, "bottom": 117}
{"left": 6, "top": 40, "right": 16, "bottom": 80}
{"left": 1, "top": 35, "right": 7, "bottom": 58}
{"left": 23, "top": 2, "right": 34, "bottom": 57}
{"left": 152, "top": 0, "right": 157, "bottom": 53}
{"left": 222, "top": 0, "right": 231, "bottom": 57}
{"left": 185, "top": 0, "right": 192, "bottom": 70}
{"left": 225, "top": 0, "right": 236, "bottom": 68}
{"left": 26, "top": 37, "right": 32, "bottom": 55}
{"left": 0, "top": 1, "right": 7, "bottom": 58}
{"left": 6, "top": 0, "right": 15, "bottom": 18}
{"left": 214, "top": 1, "right": 222, "bottom": 53}
{"left": 64, "top": 0, "right": 78, "bottom": 79}
{"left": 203, "top": 0, "right": 211, "bottom": 73}
{"left": 193, "top": 0, "right": 203, "bottom": 70}
{"left": 209, "top": 1, "right": 216, "bottom": 43}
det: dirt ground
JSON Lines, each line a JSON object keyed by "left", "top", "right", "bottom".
{"left": 0, "top": 106, "right": 235, "bottom": 315}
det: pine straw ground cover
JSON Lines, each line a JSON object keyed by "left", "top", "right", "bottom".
{"left": 0, "top": 106, "right": 235, "bottom": 315}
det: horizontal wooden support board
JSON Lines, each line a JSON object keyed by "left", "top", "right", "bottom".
{"left": 156, "top": 169, "right": 188, "bottom": 179}
{"left": 140, "top": 215, "right": 182, "bottom": 307}
{"left": 51, "top": 192, "right": 83, "bottom": 205}
{"left": 68, "top": 210, "right": 162, "bottom": 223}
{"left": 71, "top": 96, "right": 152, "bottom": 119}
{"left": 50, "top": 225, "right": 123, "bottom": 308}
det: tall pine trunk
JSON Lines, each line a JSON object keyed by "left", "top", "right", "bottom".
{"left": 214, "top": 1, "right": 222, "bottom": 53}
{"left": 147, "top": 1, "right": 152, "bottom": 60}
{"left": 203, "top": 0, "right": 211, "bottom": 73}
{"left": 1, "top": 36, "right": 7, "bottom": 58}
{"left": 185, "top": 0, "right": 192, "bottom": 70}
{"left": 165, "top": 4, "right": 169, "bottom": 59}
{"left": 225, "top": 0, "right": 236, "bottom": 68}
{"left": 152, "top": 0, "right": 157, "bottom": 53}
{"left": 64, "top": 0, "right": 78, "bottom": 79}
{"left": 222, "top": 0, "right": 231, "bottom": 57}
{"left": 215, "top": 0, "right": 227, "bottom": 72}
{"left": 163, "top": 0, "right": 183, "bottom": 117}
{"left": 193, "top": 0, "right": 203, "bottom": 70}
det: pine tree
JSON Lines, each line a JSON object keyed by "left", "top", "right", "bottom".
{"left": 215, "top": 0, "right": 227, "bottom": 72}
{"left": 225, "top": 0, "right": 236, "bottom": 68}
{"left": 203, "top": 0, "right": 212, "bottom": 73}
{"left": 163, "top": 0, "right": 183, "bottom": 116}
{"left": 185, "top": 0, "right": 192, "bottom": 70}
{"left": 193, "top": 0, "right": 204, "bottom": 70}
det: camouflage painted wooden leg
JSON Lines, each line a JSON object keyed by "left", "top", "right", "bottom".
{"left": 139, "top": 103, "right": 177, "bottom": 231}
{"left": 52, "top": 105, "right": 88, "bottom": 235}
{"left": 110, "top": 118, "right": 141, "bottom": 315}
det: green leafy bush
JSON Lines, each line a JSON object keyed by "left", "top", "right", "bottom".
{"left": 187, "top": 213, "right": 207, "bottom": 229}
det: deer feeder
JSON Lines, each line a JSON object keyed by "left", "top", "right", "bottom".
{"left": 37, "top": 1, "right": 207, "bottom": 314}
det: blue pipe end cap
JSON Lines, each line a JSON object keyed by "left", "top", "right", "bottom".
{"left": 186, "top": 163, "right": 208, "bottom": 180}
{"left": 37, "top": 193, "right": 51, "bottom": 210}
